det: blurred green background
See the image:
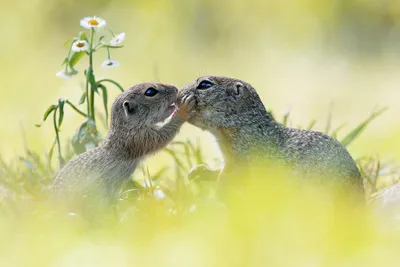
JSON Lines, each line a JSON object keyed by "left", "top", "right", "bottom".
{"left": 1, "top": 0, "right": 400, "bottom": 162}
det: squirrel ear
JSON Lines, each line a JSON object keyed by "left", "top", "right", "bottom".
{"left": 228, "top": 82, "right": 245, "bottom": 97}
{"left": 123, "top": 100, "right": 136, "bottom": 116}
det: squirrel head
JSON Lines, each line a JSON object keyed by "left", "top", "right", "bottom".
{"left": 180, "top": 76, "right": 268, "bottom": 130}
{"left": 110, "top": 83, "right": 178, "bottom": 130}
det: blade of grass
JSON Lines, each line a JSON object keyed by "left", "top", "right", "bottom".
{"left": 340, "top": 107, "right": 387, "bottom": 147}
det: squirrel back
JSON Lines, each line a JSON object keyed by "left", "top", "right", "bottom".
{"left": 180, "top": 76, "right": 363, "bottom": 195}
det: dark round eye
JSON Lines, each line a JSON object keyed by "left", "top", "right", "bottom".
{"left": 197, "top": 80, "right": 213, "bottom": 89}
{"left": 144, "top": 87, "right": 158, "bottom": 97}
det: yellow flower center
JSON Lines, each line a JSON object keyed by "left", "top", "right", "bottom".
{"left": 88, "top": 19, "right": 99, "bottom": 26}
{"left": 76, "top": 42, "right": 85, "bottom": 48}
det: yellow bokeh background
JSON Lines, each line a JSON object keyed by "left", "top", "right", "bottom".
{"left": 1, "top": 0, "right": 400, "bottom": 163}
{"left": 2, "top": 2, "right": 400, "bottom": 266}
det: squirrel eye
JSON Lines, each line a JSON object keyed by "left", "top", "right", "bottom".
{"left": 197, "top": 80, "right": 213, "bottom": 90}
{"left": 144, "top": 87, "right": 158, "bottom": 97}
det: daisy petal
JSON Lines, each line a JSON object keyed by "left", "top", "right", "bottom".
{"left": 56, "top": 71, "right": 73, "bottom": 79}
{"left": 110, "top": 32, "right": 126, "bottom": 46}
{"left": 101, "top": 59, "right": 120, "bottom": 68}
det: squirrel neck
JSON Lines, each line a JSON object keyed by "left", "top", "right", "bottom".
{"left": 212, "top": 111, "right": 286, "bottom": 166}
{"left": 101, "top": 123, "right": 146, "bottom": 159}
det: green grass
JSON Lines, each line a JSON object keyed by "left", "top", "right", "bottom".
{"left": 0, "top": 108, "right": 399, "bottom": 267}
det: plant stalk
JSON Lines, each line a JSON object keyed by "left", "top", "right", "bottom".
{"left": 53, "top": 108, "right": 64, "bottom": 166}
{"left": 88, "top": 28, "right": 95, "bottom": 122}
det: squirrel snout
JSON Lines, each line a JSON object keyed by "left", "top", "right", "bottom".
{"left": 171, "top": 85, "right": 178, "bottom": 94}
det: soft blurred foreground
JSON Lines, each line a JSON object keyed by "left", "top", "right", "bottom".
{"left": 1, "top": 162, "right": 400, "bottom": 267}
{"left": 1, "top": 137, "right": 400, "bottom": 267}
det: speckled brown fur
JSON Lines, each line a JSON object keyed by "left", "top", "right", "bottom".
{"left": 180, "top": 76, "right": 364, "bottom": 199}
{"left": 52, "top": 82, "right": 195, "bottom": 205}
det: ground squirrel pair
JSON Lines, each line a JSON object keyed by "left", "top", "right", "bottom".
{"left": 180, "top": 76, "right": 363, "bottom": 199}
{"left": 52, "top": 83, "right": 195, "bottom": 205}
{"left": 53, "top": 76, "right": 363, "bottom": 207}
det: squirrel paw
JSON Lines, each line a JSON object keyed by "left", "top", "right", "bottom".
{"left": 177, "top": 94, "right": 196, "bottom": 120}
{"left": 188, "top": 164, "right": 220, "bottom": 182}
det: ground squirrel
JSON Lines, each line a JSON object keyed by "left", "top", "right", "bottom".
{"left": 180, "top": 76, "right": 363, "bottom": 199}
{"left": 52, "top": 82, "right": 195, "bottom": 206}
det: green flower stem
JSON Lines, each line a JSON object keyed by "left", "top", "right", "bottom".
{"left": 89, "top": 28, "right": 95, "bottom": 122}
{"left": 97, "top": 79, "right": 125, "bottom": 92}
{"left": 93, "top": 43, "right": 104, "bottom": 51}
{"left": 65, "top": 41, "right": 74, "bottom": 72}
{"left": 106, "top": 46, "right": 111, "bottom": 60}
{"left": 89, "top": 68, "right": 95, "bottom": 122}
{"left": 89, "top": 28, "right": 94, "bottom": 67}
{"left": 85, "top": 68, "right": 90, "bottom": 118}
{"left": 53, "top": 108, "right": 64, "bottom": 166}
{"left": 107, "top": 28, "right": 115, "bottom": 37}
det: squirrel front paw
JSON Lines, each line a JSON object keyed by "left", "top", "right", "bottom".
{"left": 188, "top": 164, "right": 220, "bottom": 182}
{"left": 176, "top": 94, "right": 196, "bottom": 120}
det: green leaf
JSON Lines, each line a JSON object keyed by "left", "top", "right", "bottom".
{"left": 306, "top": 119, "right": 317, "bottom": 130}
{"left": 131, "top": 181, "right": 146, "bottom": 192}
{"left": 43, "top": 104, "right": 58, "bottom": 122}
{"left": 189, "top": 139, "right": 204, "bottom": 165}
{"left": 103, "top": 45, "right": 124, "bottom": 49}
{"left": 61, "top": 57, "right": 68, "bottom": 66}
{"left": 282, "top": 109, "right": 290, "bottom": 126}
{"left": 325, "top": 112, "right": 332, "bottom": 134}
{"left": 332, "top": 123, "right": 346, "bottom": 139}
{"left": 48, "top": 139, "right": 57, "bottom": 164}
{"left": 340, "top": 107, "right": 387, "bottom": 147}
{"left": 72, "top": 121, "right": 89, "bottom": 155}
{"left": 58, "top": 99, "right": 66, "bottom": 128}
{"left": 66, "top": 100, "right": 86, "bottom": 117}
{"left": 98, "top": 36, "right": 105, "bottom": 43}
{"left": 71, "top": 119, "right": 102, "bottom": 155}
{"left": 98, "top": 84, "right": 109, "bottom": 127}
{"left": 87, "top": 67, "right": 98, "bottom": 93}
{"left": 164, "top": 148, "right": 187, "bottom": 172}
{"left": 268, "top": 109, "right": 276, "bottom": 121}
{"left": 96, "top": 79, "right": 125, "bottom": 92}
{"left": 78, "top": 31, "right": 88, "bottom": 42}
{"left": 79, "top": 92, "right": 87, "bottom": 105}
{"left": 171, "top": 141, "right": 193, "bottom": 168}
{"left": 69, "top": 51, "right": 85, "bottom": 68}
{"left": 21, "top": 158, "right": 34, "bottom": 172}
{"left": 152, "top": 166, "right": 169, "bottom": 181}
{"left": 63, "top": 39, "right": 71, "bottom": 47}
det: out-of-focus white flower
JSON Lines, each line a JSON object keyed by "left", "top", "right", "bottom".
{"left": 56, "top": 71, "right": 72, "bottom": 79}
{"left": 110, "top": 32, "right": 126, "bottom": 46}
{"left": 71, "top": 40, "right": 89, "bottom": 52}
{"left": 153, "top": 188, "right": 166, "bottom": 200}
{"left": 80, "top": 16, "right": 106, "bottom": 29}
{"left": 101, "top": 59, "right": 120, "bottom": 68}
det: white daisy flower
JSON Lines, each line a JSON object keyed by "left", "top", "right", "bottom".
{"left": 101, "top": 59, "right": 120, "bottom": 68}
{"left": 56, "top": 71, "right": 72, "bottom": 79}
{"left": 71, "top": 40, "right": 89, "bottom": 52}
{"left": 110, "top": 32, "right": 126, "bottom": 46}
{"left": 80, "top": 16, "right": 106, "bottom": 29}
